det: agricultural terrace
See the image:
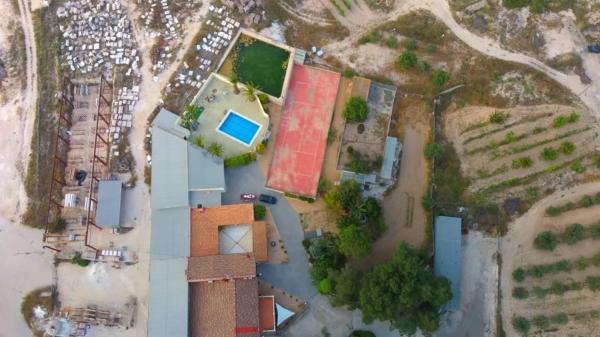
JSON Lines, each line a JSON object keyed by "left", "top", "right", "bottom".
{"left": 444, "top": 104, "right": 600, "bottom": 205}
{"left": 501, "top": 184, "right": 600, "bottom": 336}
{"left": 219, "top": 31, "right": 293, "bottom": 99}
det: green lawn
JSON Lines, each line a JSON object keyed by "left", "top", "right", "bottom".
{"left": 234, "top": 38, "right": 290, "bottom": 97}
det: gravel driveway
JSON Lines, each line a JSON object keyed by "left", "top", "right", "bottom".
{"left": 222, "top": 162, "right": 317, "bottom": 300}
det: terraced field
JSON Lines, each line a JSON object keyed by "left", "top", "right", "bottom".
{"left": 501, "top": 185, "right": 600, "bottom": 336}
{"left": 445, "top": 105, "right": 600, "bottom": 204}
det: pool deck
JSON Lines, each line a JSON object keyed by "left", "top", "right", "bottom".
{"left": 191, "top": 73, "right": 269, "bottom": 158}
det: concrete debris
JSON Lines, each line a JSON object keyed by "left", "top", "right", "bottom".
{"left": 56, "top": 0, "right": 138, "bottom": 75}
{"left": 110, "top": 85, "right": 139, "bottom": 143}
{"left": 165, "top": 5, "right": 241, "bottom": 92}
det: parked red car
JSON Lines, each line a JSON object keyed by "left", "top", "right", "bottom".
{"left": 240, "top": 193, "right": 257, "bottom": 202}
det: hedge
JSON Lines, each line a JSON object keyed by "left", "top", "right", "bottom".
{"left": 224, "top": 152, "right": 256, "bottom": 168}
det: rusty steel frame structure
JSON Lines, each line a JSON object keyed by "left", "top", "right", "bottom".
{"left": 84, "top": 75, "right": 113, "bottom": 251}
{"left": 43, "top": 76, "right": 113, "bottom": 253}
{"left": 43, "top": 77, "right": 74, "bottom": 245}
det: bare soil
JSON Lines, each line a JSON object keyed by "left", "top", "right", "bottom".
{"left": 501, "top": 183, "right": 600, "bottom": 337}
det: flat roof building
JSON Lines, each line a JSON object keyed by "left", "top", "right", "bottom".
{"left": 434, "top": 216, "right": 462, "bottom": 311}
{"left": 95, "top": 180, "right": 123, "bottom": 228}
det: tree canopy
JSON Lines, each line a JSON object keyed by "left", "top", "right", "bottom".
{"left": 344, "top": 96, "right": 369, "bottom": 122}
{"left": 339, "top": 225, "right": 373, "bottom": 258}
{"left": 359, "top": 243, "right": 452, "bottom": 334}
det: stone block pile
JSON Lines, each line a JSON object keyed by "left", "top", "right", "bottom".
{"left": 57, "top": 0, "right": 139, "bottom": 75}
{"left": 110, "top": 86, "right": 139, "bottom": 144}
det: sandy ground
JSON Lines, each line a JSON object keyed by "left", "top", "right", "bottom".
{"left": 500, "top": 182, "right": 600, "bottom": 337}
{"left": 0, "top": 0, "right": 54, "bottom": 336}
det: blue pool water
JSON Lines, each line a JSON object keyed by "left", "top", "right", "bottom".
{"left": 218, "top": 111, "right": 261, "bottom": 145}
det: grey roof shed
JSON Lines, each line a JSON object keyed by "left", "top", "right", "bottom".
{"left": 434, "top": 216, "right": 462, "bottom": 311}
{"left": 96, "top": 180, "right": 122, "bottom": 228}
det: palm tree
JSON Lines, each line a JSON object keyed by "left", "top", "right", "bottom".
{"left": 242, "top": 82, "right": 259, "bottom": 102}
{"left": 207, "top": 142, "right": 223, "bottom": 157}
{"left": 230, "top": 74, "right": 240, "bottom": 95}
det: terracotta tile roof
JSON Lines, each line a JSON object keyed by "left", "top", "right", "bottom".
{"left": 259, "top": 296, "right": 276, "bottom": 332}
{"left": 235, "top": 279, "right": 260, "bottom": 337}
{"left": 190, "top": 279, "right": 260, "bottom": 337}
{"left": 252, "top": 221, "right": 268, "bottom": 262}
{"left": 187, "top": 254, "right": 256, "bottom": 282}
{"left": 190, "top": 281, "right": 236, "bottom": 337}
{"left": 190, "top": 204, "right": 254, "bottom": 257}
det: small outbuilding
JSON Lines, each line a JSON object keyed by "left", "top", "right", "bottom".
{"left": 434, "top": 216, "right": 462, "bottom": 311}
{"left": 96, "top": 180, "right": 123, "bottom": 228}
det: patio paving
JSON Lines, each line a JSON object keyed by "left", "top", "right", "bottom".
{"left": 190, "top": 74, "right": 269, "bottom": 157}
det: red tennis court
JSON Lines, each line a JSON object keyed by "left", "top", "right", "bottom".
{"left": 266, "top": 64, "right": 341, "bottom": 197}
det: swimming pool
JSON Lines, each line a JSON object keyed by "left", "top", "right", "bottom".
{"left": 217, "top": 111, "right": 262, "bottom": 146}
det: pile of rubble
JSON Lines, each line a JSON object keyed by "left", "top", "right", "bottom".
{"left": 167, "top": 5, "right": 240, "bottom": 91}
{"left": 110, "top": 85, "right": 139, "bottom": 143}
{"left": 56, "top": 0, "right": 139, "bottom": 75}
{"left": 222, "top": 0, "right": 265, "bottom": 25}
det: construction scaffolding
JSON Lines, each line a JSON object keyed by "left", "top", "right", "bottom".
{"left": 43, "top": 76, "right": 114, "bottom": 254}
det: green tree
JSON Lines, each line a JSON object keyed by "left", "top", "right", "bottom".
{"left": 534, "top": 231, "right": 559, "bottom": 251}
{"left": 330, "top": 265, "right": 362, "bottom": 308}
{"left": 403, "top": 38, "right": 418, "bottom": 51}
{"left": 563, "top": 223, "right": 585, "bottom": 245}
{"left": 318, "top": 277, "right": 334, "bottom": 294}
{"left": 541, "top": 147, "right": 558, "bottom": 161}
{"left": 343, "top": 96, "right": 369, "bottom": 122}
{"left": 398, "top": 50, "right": 417, "bottom": 69}
{"left": 489, "top": 111, "right": 508, "bottom": 124}
{"left": 242, "top": 82, "right": 259, "bottom": 102}
{"left": 359, "top": 243, "right": 452, "bottom": 334}
{"left": 338, "top": 225, "right": 373, "bottom": 257}
{"left": 559, "top": 141, "right": 575, "bottom": 155}
{"left": 207, "top": 142, "right": 223, "bottom": 157}
{"left": 432, "top": 69, "right": 449, "bottom": 86}
{"left": 324, "top": 180, "right": 363, "bottom": 213}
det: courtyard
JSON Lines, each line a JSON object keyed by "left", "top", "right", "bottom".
{"left": 190, "top": 73, "right": 269, "bottom": 158}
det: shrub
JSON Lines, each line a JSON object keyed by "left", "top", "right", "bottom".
{"left": 553, "top": 112, "right": 579, "bottom": 128}
{"left": 512, "top": 157, "right": 533, "bottom": 169}
{"left": 534, "top": 231, "right": 558, "bottom": 251}
{"left": 541, "top": 147, "right": 558, "bottom": 161}
{"left": 512, "top": 316, "right": 531, "bottom": 335}
{"left": 318, "top": 277, "right": 333, "bottom": 294}
{"left": 351, "top": 331, "right": 376, "bottom": 337}
{"left": 398, "top": 50, "right": 417, "bottom": 69}
{"left": 403, "top": 37, "right": 418, "bottom": 50}
{"left": 385, "top": 36, "right": 398, "bottom": 48}
{"left": 533, "top": 315, "right": 550, "bottom": 329}
{"left": 255, "top": 141, "right": 267, "bottom": 154}
{"left": 533, "top": 286, "right": 546, "bottom": 298}
{"left": 563, "top": 223, "right": 585, "bottom": 245}
{"left": 550, "top": 281, "right": 567, "bottom": 295}
{"left": 192, "top": 135, "right": 204, "bottom": 148}
{"left": 575, "top": 257, "right": 589, "bottom": 271}
{"left": 48, "top": 217, "right": 66, "bottom": 233}
{"left": 589, "top": 223, "right": 600, "bottom": 239}
{"left": 489, "top": 111, "right": 508, "bottom": 124}
{"left": 595, "top": 192, "right": 600, "bottom": 204}
{"left": 418, "top": 61, "right": 431, "bottom": 73}
{"left": 344, "top": 96, "right": 369, "bottom": 122}
{"left": 594, "top": 155, "right": 600, "bottom": 169}
{"left": 426, "top": 43, "right": 437, "bottom": 53}
{"left": 358, "top": 30, "right": 381, "bottom": 44}
{"left": 512, "top": 287, "right": 529, "bottom": 299}
{"left": 253, "top": 204, "right": 266, "bottom": 220}
{"left": 224, "top": 152, "right": 256, "bottom": 167}
{"left": 207, "top": 142, "right": 223, "bottom": 157}
{"left": 545, "top": 206, "right": 561, "bottom": 216}
{"left": 432, "top": 69, "right": 449, "bottom": 86}
{"left": 570, "top": 161, "right": 585, "bottom": 173}
{"left": 526, "top": 187, "right": 539, "bottom": 199}
{"left": 586, "top": 276, "right": 600, "bottom": 291}
{"left": 580, "top": 195, "right": 594, "bottom": 208}
{"left": 559, "top": 141, "right": 575, "bottom": 155}
{"left": 550, "top": 313, "right": 568, "bottom": 325}
{"left": 513, "top": 268, "right": 525, "bottom": 282}
{"left": 71, "top": 252, "right": 90, "bottom": 267}
{"left": 424, "top": 142, "right": 444, "bottom": 159}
